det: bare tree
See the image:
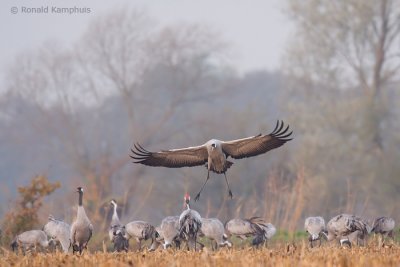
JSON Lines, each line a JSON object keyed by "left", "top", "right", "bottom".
{"left": 4, "top": 8, "right": 232, "bottom": 242}
{"left": 282, "top": 0, "right": 400, "bottom": 221}
{"left": 285, "top": 0, "right": 400, "bottom": 149}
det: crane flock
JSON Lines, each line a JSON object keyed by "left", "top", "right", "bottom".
{"left": 6, "top": 121, "right": 398, "bottom": 254}
{"left": 8, "top": 188, "right": 396, "bottom": 254}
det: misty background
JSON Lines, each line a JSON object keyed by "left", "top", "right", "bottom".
{"left": 0, "top": 0, "right": 399, "bottom": 242}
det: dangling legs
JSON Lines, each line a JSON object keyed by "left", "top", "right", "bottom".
{"left": 224, "top": 172, "right": 233, "bottom": 199}
{"left": 195, "top": 170, "right": 210, "bottom": 201}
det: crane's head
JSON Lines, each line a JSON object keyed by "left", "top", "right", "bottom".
{"left": 211, "top": 143, "right": 217, "bottom": 149}
{"left": 183, "top": 193, "right": 190, "bottom": 209}
{"left": 184, "top": 193, "right": 190, "bottom": 203}
{"left": 76, "top": 187, "right": 83, "bottom": 193}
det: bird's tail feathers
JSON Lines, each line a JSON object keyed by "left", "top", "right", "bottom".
{"left": 210, "top": 160, "right": 234, "bottom": 173}
{"left": 225, "top": 160, "right": 233, "bottom": 169}
{"left": 246, "top": 217, "right": 267, "bottom": 235}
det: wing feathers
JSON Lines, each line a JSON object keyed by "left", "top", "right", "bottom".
{"left": 130, "top": 143, "right": 208, "bottom": 168}
{"left": 221, "top": 120, "right": 292, "bottom": 159}
{"left": 131, "top": 120, "right": 292, "bottom": 169}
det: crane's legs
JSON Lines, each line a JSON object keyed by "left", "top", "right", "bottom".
{"left": 195, "top": 170, "right": 210, "bottom": 201}
{"left": 224, "top": 173, "right": 233, "bottom": 199}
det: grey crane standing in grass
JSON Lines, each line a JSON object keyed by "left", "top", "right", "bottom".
{"left": 109, "top": 199, "right": 129, "bottom": 252}
{"left": 199, "top": 218, "right": 232, "bottom": 250}
{"left": 123, "top": 220, "right": 156, "bottom": 251}
{"left": 43, "top": 215, "right": 71, "bottom": 253}
{"left": 304, "top": 216, "right": 326, "bottom": 248}
{"left": 325, "top": 214, "right": 369, "bottom": 247}
{"left": 151, "top": 216, "right": 181, "bottom": 250}
{"left": 371, "top": 217, "right": 395, "bottom": 238}
{"left": 108, "top": 199, "right": 122, "bottom": 242}
{"left": 70, "top": 187, "right": 93, "bottom": 255}
{"left": 179, "top": 193, "right": 202, "bottom": 250}
{"left": 225, "top": 217, "right": 274, "bottom": 248}
{"left": 11, "top": 230, "right": 54, "bottom": 253}
{"left": 109, "top": 199, "right": 122, "bottom": 242}
{"left": 251, "top": 222, "right": 277, "bottom": 248}
{"left": 112, "top": 225, "right": 130, "bottom": 252}
{"left": 131, "top": 120, "right": 293, "bottom": 201}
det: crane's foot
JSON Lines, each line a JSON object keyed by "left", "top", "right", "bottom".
{"left": 228, "top": 190, "right": 233, "bottom": 199}
{"left": 195, "top": 192, "right": 201, "bottom": 202}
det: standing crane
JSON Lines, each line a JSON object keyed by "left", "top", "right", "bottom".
{"left": 70, "top": 187, "right": 93, "bottom": 255}
{"left": 179, "top": 193, "right": 202, "bottom": 250}
{"left": 43, "top": 215, "right": 71, "bottom": 253}
{"left": 371, "top": 217, "right": 395, "bottom": 238}
{"left": 304, "top": 216, "right": 326, "bottom": 248}
{"left": 199, "top": 218, "right": 232, "bottom": 250}
{"left": 326, "top": 214, "right": 369, "bottom": 247}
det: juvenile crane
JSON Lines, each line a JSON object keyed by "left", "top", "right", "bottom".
{"left": 11, "top": 230, "right": 53, "bottom": 253}
{"left": 43, "top": 215, "right": 71, "bottom": 253}
{"left": 109, "top": 199, "right": 122, "bottom": 242}
{"left": 199, "top": 218, "right": 232, "bottom": 250}
{"left": 112, "top": 225, "right": 129, "bottom": 252}
{"left": 251, "top": 222, "right": 277, "bottom": 247}
{"left": 123, "top": 221, "right": 156, "bottom": 251}
{"left": 304, "top": 216, "right": 326, "bottom": 248}
{"left": 153, "top": 216, "right": 181, "bottom": 250}
{"left": 225, "top": 217, "right": 269, "bottom": 247}
{"left": 326, "top": 214, "right": 369, "bottom": 247}
{"left": 70, "top": 187, "right": 93, "bottom": 254}
{"left": 371, "top": 217, "right": 395, "bottom": 238}
{"left": 131, "top": 120, "right": 292, "bottom": 200}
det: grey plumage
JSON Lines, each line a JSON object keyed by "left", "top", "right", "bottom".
{"left": 326, "top": 214, "right": 369, "bottom": 247}
{"left": 154, "top": 216, "right": 181, "bottom": 250}
{"left": 11, "top": 230, "right": 52, "bottom": 253}
{"left": 109, "top": 199, "right": 122, "bottom": 242}
{"left": 108, "top": 199, "right": 129, "bottom": 251}
{"left": 252, "top": 222, "right": 276, "bottom": 247}
{"left": 70, "top": 187, "right": 93, "bottom": 254}
{"left": 131, "top": 120, "right": 292, "bottom": 200}
{"left": 225, "top": 217, "right": 274, "bottom": 247}
{"left": 304, "top": 216, "right": 326, "bottom": 247}
{"left": 179, "top": 194, "right": 202, "bottom": 250}
{"left": 225, "top": 217, "right": 264, "bottom": 239}
{"left": 199, "top": 218, "right": 232, "bottom": 250}
{"left": 43, "top": 215, "right": 71, "bottom": 253}
{"left": 124, "top": 221, "right": 156, "bottom": 251}
{"left": 112, "top": 226, "right": 129, "bottom": 252}
{"left": 371, "top": 217, "right": 395, "bottom": 237}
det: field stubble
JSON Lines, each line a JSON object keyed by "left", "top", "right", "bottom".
{"left": 1, "top": 242, "right": 400, "bottom": 267}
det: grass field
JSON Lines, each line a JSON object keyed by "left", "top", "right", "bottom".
{"left": 1, "top": 240, "right": 399, "bottom": 267}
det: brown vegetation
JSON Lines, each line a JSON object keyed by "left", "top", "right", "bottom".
{"left": 0, "top": 243, "right": 399, "bottom": 267}
{"left": 1, "top": 175, "right": 60, "bottom": 244}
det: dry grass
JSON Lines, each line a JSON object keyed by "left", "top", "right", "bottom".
{"left": 1, "top": 242, "right": 400, "bottom": 267}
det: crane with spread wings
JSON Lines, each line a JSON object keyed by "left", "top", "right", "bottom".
{"left": 130, "top": 120, "right": 293, "bottom": 201}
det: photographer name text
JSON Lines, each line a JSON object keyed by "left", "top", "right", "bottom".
{"left": 13, "top": 6, "right": 91, "bottom": 15}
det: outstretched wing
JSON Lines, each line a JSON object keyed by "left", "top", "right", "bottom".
{"left": 130, "top": 143, "right": 208, "bottom": 168}
{"left": 221, "top": 120, "right": 292, "bottom": 159}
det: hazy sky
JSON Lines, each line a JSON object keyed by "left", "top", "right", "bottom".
{"left": 0, "top": 0, "right": 291, "bottom": 86}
